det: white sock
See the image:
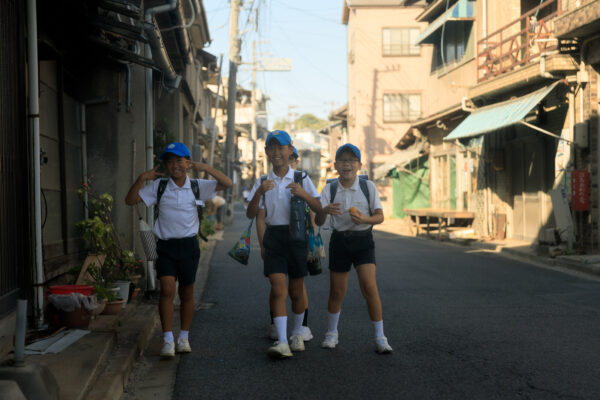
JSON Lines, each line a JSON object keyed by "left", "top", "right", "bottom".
{"left": 273, "top": 316, "right": 288, "bottom": 344}
{"left": 328, "top": 311, "right": 340, "bottom": 333}
{"left": 372, "top": 320, "right": 384, "bottom": 338}
{"left": 163, "top": 331, "right": 174, "bottom": 343}
{"left": 179, "top": 330, "right": 189, "bottom": 341}
{"left": 291, "top": 312, "right": 305, "bottom": 336}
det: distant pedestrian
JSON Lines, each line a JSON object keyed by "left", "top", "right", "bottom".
{"left": 246, "top": 131, "right": 322, "bottom": 359}
{"left": 125, "top": 142, "right": 232, "bottom": 358}
{"left": 316, "top": 143, "right": 392, "bottom": 354}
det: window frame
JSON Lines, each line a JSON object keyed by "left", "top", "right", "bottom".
{"left": 382, "top": 92, "right": 422, "bottom": 123}
{"left": 381, "top": 27, "right": 421, "bottom": 57}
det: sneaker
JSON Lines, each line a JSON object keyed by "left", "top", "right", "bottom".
{"left": 300, "top": 326, "right": 313, "bottom": 342}
{"left": 268, "top": 324, "right": 278, "bottom": 340}
{"left": 176, "top": 338, "right": 192, "bottom": 353}
{"left": 320, "top": 331, "right": 338, "bottom": 349}
{"left": 289, "top": 335, "right": 305, "bottom": 352}
{"left": 160, "top": 341, "right": 175, "bottom": 358}
{"left": 374, "top": 336, "right": 393, "bottom": 354}
{"left": 267, "top": 341, "right": 293, "bottom": 359}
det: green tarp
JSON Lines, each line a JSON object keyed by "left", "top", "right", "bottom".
{"left": 391, "top": 158, "right": 430, "bottom": 218}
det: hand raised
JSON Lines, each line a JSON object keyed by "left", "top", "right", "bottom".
{"left": 260, "top": 179, "right": 275, "bottom": 194}
{"left": 187, "top": 160, "right": 206, "bottom": 172}
{"left": 286, "top": 182, "right": 306, "bottom": 197}
{"left": 140, "top": 165, "right": 164, "bottom": 181}
{"left": 349, "top": 209, "right": 366, "bottom": 225}
{"left": 324, "top": 203, "right": 342, "bottom": 216}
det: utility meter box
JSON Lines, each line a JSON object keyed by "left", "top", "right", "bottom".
{"left": 574, "top": 122, "right": 588, "bottom": 149}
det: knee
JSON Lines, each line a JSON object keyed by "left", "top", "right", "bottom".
{"left": 270, "top": 285, "right": 287, "bottom": 300}
{"left": 160, "top": 285, "right": 176, "bottom": 300}
{"left": 178, "top": 287, "right": 194, "bottom": 302}
{"left": 329, "top": 285, "right": 346, "bottom": 301}
{"left": 360, "top": 281, "right": 378, "bottom": 298}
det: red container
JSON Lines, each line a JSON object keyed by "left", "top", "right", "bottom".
{"left": 48, "top": 285, "right": 95, "bottom": 296}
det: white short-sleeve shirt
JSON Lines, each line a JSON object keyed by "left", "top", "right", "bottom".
{"left": 139, "top": 176, "right": 217, "bottom": 240}
{"left": 320, "top": 177, "right": 382, "bottom": 231}
{"left": 247, "top": 167, "right": 320, "bottom": 226}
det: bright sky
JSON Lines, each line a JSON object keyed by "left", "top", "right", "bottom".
{"left": 204, "top": 0, "right": 348, "bottom": 129}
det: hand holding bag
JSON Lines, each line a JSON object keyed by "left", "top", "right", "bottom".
{"left": 228, "top": 220, "right": 253, "bottom": 265}
{"left": 139, "top": 218, "right": 158, "bottom": 261}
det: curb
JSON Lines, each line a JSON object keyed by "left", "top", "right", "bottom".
{"left": 84, "top": 303, "right": 159, "bottom": 400}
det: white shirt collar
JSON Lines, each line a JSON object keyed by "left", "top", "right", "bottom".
{"left": 167, "top": 176, "right": 191, "bottom": 190}
{"left": 268, "top": 166, "right": 294, "bottom": 181}
{"left": 338, "top": 176, "right": 358, "bottom": 192}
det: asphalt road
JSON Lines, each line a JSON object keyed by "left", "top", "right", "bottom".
{"left": 173, "top": 207, "right": 600, "bottom": 400}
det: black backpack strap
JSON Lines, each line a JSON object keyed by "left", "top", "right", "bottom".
{"left": 358, "top": 178, "right": 372, "bottom": 216}
{"left": 190, "top": 180, "right": 208, "bottom": 242}
{"left": 260, "top": 175, "right": 268, "bottom": 218}
{"left": 154, "top": 178, "right": 168, "bottom": 222}
{"left": 329, "top": 180, "right": 338, "bottom": 203}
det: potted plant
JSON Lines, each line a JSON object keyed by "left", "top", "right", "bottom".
{"left": 77, "top": 180, "right": 135, "bottom": 313}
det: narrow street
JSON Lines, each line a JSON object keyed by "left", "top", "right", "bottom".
{"left": 164, "top": 206, "right": 600, "bottom": 400}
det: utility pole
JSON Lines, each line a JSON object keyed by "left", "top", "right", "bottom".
{"left": 225, "top": 0, "right": 242, "bottom": 223}
{"left": 287, "top": 105, "right": 297, "bottom": 133}
{"left": 251, "top": 38, "right": 257, "bottom": 181}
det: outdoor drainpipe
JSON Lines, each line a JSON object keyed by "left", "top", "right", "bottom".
{"left": 27, "top": 0, "right": 45, "bottom": 329}
{"left": 144, "top": 0, "right": 180, "bottom": 290}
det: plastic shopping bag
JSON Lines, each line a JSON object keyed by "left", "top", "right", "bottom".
{"left": 139, "top": 218, "right": 158, "bottom": 261}
{"left": 315, "top": 229, "right": 326, "bottom": 259}
{"left": 307, "top": 226, "right": 322, "bottom": 275}
{"left": 228, "top": 220, "right": 253, "bottom": 265}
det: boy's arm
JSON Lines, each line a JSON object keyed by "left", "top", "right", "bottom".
{"left": 125, "top": 165, "right": 162, "bottom": 205}
{"left": 190, "top": 162, "right": 232, "bottom": 191}
{"left": 351, "top": 209, "right": 384, "bottom": 225}
{"left": 256, "top": 209, "right": 266, "bottom": 260}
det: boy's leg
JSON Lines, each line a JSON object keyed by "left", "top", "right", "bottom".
{"left": 159, "top": 275, "right": 177, "bottom": 357}
{"left": 267, "top": 273, "right": 292, "bottom": 358}
{"left": 356, "top": 263, "right": 392, "bottom": 354}
{"left": 327, "top": 271, "right": 350, "bottom": 314}
{"left": 288, "top": 277, "right": 307, "bottom": 352}
{"left": 159, "top": 276, "right": 177, "bottom": 333}
{"left": 178, "top": 283, "right": 195, "bottom": 331}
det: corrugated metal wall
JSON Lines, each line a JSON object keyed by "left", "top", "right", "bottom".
{"left": 0, "top": 0, "right": 32, "bottom": 316}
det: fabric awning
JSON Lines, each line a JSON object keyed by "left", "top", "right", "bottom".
{"left": 373, "top": 143, "right": 427, "bottom": 180}
{"left": 444, "top": 82, "right": 561, "bottom": 141}
{"left": 415, "top": 0, "right": 475, "bottom": 45}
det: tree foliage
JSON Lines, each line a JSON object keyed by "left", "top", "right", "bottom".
{"left": 272, "top": 113, "right": 328, "bottom": 131}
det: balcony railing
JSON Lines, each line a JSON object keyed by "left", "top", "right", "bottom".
{"left": 477, "top": 0, "right": 562, "bottom": 82}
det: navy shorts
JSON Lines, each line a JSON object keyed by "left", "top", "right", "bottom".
{"left": 329, "top": 230, "right": 376, "bottom": 273}
{"left": 156, "top": 236, "right": 200, "bottom": 286}
{"left": 263, "top": 225, "right": 308, "bottom": 278}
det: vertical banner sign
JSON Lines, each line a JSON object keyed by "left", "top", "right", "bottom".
{"left": 571, "top": 170, "right": 589, "bottom": 211}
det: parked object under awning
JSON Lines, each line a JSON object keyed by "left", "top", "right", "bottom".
{"left": 415, "top": 0, "right": 475, "bottom": 45}
{"left": 444, "top": 81, "right": 561, "bottom": 141}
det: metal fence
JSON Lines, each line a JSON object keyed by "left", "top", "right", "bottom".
{"left": 0, "top": 0, "right": 31, "bottom": 316}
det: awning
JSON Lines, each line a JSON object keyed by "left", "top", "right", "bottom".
{"left": 444, "top": 82, "right": 561, "bottom": 141}
{"left": 373, "top": 142, "right": 428, "bottom": 180}
{"left": 415, "top": 0, "right": 475, "bottom": 45}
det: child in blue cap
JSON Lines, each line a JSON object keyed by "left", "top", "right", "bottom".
{"left": 246, "top": 131, "right": 322, "bottom": 358}
{"left": 316, "top": 143, "right": 393, "bottom": 354}
{"left": 125, "top": 142, "right": 232, "bottom": 357}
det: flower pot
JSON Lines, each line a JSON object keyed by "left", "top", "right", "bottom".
{"left": 89, "top": 298, "right": 107, "bottom": 317}
{"left": 114, "top": 280, "right": 131, "bottom": 308}
{"left": 101, "top": 299, "right": 126, "bottom": 315}
{"left": 60, "top": 307, "right": 91, "bottom": 329}
{"left": 128, "top": 287, "right": 141, "bottom": 303}
{"left": 130, "top": 274, "right": 142, "bottom": 285}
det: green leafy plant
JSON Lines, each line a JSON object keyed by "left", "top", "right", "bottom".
{"left": 200, "top": 217, "right": 215, "bottom": 238}
{"left": 77, "top": 179, "right": 137, "bottom": 290}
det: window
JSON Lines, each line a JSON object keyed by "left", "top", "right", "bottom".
{"left": 431, "top": 21, "right": 474, "bottom": 71}
{"left": 382, "top": 28, "right": 420, "bottom": 56}
{"left": 383, "top": 93, "right": 421, "bottom": 122}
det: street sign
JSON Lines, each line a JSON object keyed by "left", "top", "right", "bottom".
{"left": 256, "top": 58, "right": 292, "bottom": 71}
{"left": 571, "top": 170, "right": 589, "bottom": 211}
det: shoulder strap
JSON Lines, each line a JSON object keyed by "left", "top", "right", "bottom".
{"left": 260, "top": 175, "right": 268, "bottom": 218}
{"left": 294, "top": 170, "right": 305, "bottom": 184}
{"left": 154, "top": 178, "right": 169, "bottom": 222}
{"left": 190, "top": 179, "right": 208, "bottom": 242}
{"left": 329, "top": 180, "right": 338, "bottom": 203}
{"left": 358, "top": 177, "right": 372, "bottom": 216}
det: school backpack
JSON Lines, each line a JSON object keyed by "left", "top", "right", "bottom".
{"left": 260, "top": 171, "right": 309, "bottom": 241}
{"left": 155, "top": 178, "right": 209, "bottom": 242}
{"left": 326, "top": 174, "right": 372, "bottom": 216}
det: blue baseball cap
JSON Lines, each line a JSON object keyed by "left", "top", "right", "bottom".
{"left": 291, "top": 147, "right": 299, "bottom": 158}
{"left": 265, "top": 130, "right": 292, "bottom": 146}
{"left": 160, "top": 142, "right": 191, "bottom": 160}
{"left": 336, "top": 143, "right": 361, "bottom": 161}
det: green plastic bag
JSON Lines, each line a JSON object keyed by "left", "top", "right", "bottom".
{"left": 228, "top": 220, "right": 253, "bottom": 265}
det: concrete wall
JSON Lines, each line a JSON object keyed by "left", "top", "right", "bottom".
{"left": 346, "top": 5, "right": 429, "bottom": 169}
